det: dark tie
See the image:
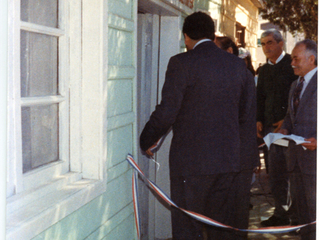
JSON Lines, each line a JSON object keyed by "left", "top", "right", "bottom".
{"left": 293, "top": 77, "right": 304, "bottom": 116}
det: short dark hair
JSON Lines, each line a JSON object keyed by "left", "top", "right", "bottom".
{"left": 261, "top": 29, "right": 283, "bottom": 43}
{"left": 296, "top": 39, "right": 318, "bottom": 66}
{"left": 182, "top": 12, "right": 215, "bottom": 41}
{"left": 215, "top": 36, "right": 239, "bottom": 56}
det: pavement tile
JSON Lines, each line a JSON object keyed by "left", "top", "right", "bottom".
{"left": 248, "top": 157, "right": 300, "bottom": 240}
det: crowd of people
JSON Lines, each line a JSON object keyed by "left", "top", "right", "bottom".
{"left": 139, "top": 11, "right": 317, "bottom": 240}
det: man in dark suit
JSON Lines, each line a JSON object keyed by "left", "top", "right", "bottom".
{"left": 140, "top": 12, "right": 259, "bottom": 239}
{"left": 279, "top": 39, "right": 317, "bottom": 240}
{"left": 256, "top": 29, "right": 298, "bottom": 227}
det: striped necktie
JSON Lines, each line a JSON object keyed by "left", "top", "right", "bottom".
{"left": 293, "top": 77, "right": 304, "bottom": 116}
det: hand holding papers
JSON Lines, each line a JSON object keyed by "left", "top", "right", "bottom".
{"left": 263, "top": 133, "right": 311, "bottom": 150}
{"left": 301, "top": 137, "right": 317, "bottom": 151}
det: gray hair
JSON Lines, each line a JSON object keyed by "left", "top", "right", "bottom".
{"left": 295, "top": 39, "right": 318, "bottom": 66}
{"left": 261, "top": 29, "right": 283, "bottom": 43}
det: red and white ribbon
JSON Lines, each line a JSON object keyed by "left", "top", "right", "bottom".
{"left": 132, "top": 171, "right": 141, "bottom": 239}
{"left": 127, "top": 154, "right": 315, "bottom": 239}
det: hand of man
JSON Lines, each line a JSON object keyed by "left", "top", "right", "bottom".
{"left": 146, "top": 148, "right": 154, "bottom": 157}
{"left": 257, "top": 121, "right": 264, "bottom": 138}
{"left": 302, "top": 137, "right": 317, "bottom": 151}
{"left": 272, "top": 119, "right": 284, "bottom": 133}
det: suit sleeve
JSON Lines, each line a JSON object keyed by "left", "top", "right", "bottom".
{"left": 140, "top": 56, "right": 188, "bottom": 151}
{"left": 239, "top": 68, "right": 260, "bottom": 169}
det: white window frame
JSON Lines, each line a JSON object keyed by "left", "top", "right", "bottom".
{"left": 7, "top": 0, "right": 107, "bottom": 239}
{"left": 18, "top": 0, "right": 69, "bottom": 193}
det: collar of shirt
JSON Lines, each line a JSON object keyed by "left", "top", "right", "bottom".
{"left": 268, "top": 51, "right": 286, "bottom": 65}
{"left": 193, "top": 39, "right": 212, "bottom": 49}
{"left": 299, "top": 67, "right": 317, "bottom": 97}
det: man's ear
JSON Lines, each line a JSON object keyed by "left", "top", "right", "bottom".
{"left": 308, "top": 54, "right": 316, "bottom": 66}
{"left": 184, "top": 33, "right": 191, "bottom": 50}
{"left": 184, "top": 33, "right": 190, "bottom": 42}
{"left": 279, "top": 40, "right": 284, "bottom": 49}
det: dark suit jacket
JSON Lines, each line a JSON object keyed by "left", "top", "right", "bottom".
{"left": 140, "top": 41, "right": 259, "bottom": 177}
{"left": 281, "top": 71, "right": 317, "bottom": 174}
{"left": 256, "top": 54, "right": 297, "bottom": 127}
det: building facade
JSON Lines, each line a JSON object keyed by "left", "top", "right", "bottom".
{"left": 3, "top": 0, "right": 261, "bottom": 239}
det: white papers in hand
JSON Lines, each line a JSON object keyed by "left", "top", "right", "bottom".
{"left": 263, "top": 133, "right": 310, "bottom": 149}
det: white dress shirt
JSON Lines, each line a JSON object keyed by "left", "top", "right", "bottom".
{"left": 299, "top": 67, "right": 317, "bottom": 98}
{"left": 193, "top": 38, "right": 212, "bottom": 49}
{"left": 268, "top": 51, "right": 286, "bottom": 65}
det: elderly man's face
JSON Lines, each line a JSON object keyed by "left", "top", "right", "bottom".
{"left": 291, "top": 44, "right": 315, "bottom": 77}
{"left": 261, "top": 34, "right": 283, "bottom": 63}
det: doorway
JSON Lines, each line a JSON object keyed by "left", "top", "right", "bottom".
{"left": 236, "top": 22, "right": 246, "bottom": 47}
{"left": 137, "top": 1, "right": 181, "bottom": 239}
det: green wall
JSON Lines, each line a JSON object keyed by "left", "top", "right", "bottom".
{"left": 32, "top": 0, "right": 137, "bottom": 239}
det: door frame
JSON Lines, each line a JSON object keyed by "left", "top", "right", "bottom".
{"left": 137, "top": 1, "right": 184, "bottom": 239}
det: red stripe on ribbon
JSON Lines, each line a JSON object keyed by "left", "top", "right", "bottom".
{"left": 127, "top": 154, "right": 315, "bottom": 237}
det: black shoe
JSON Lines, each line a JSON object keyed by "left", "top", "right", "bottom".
{"left": 261, "top": 215, "right": 290, "bottom": 227}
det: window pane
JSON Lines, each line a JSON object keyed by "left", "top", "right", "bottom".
{"left": 21, "top": 104, "right": 59, "bottom": 173}
{"left": 21, "top": 0, "right": 58, "bottom": 28}
{"left": 21, "top": 30, "right": 58, "bottom": 97}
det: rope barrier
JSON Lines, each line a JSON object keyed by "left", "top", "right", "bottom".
{"left": 127, "top": 154, "right": 315, "bottom": 239}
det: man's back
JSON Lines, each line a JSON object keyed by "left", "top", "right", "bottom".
{"left": 141, "top": 41, "right": 257, "bottom": 176}
{"left": 140, "top": 12, "right": 258, "bottom": 239}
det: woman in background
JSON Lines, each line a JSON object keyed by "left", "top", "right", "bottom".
{"left": 239, "top": 47, "right": 256, "bottom": 77}
{"left": 214, "top": 36, "right": 239, "bottom": 56}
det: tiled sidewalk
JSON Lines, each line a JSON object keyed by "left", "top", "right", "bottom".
{"left": 248, "top": 157, "right": 301, "bottom": 240}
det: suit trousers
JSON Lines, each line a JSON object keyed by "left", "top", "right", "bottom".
{"left": 290, "top": 166, "right": 316, "bottom": 240}
{"left": 267, "top": 144, "right": 291, "bottom": 218}
{"left": 265, "top": 126, "right": 297, "bottom": 221}
{"left": 170, "top": 170, "right": 252, "bottom": 240}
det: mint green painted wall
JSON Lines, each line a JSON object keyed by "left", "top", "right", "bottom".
{"left": 32, "top": 171, "right": 135, "bottom": 240}
{"left": 107, "top": 80, "right": 133, "bottom": 117}
{"left": 107, "top": 124, "right": 133, "bottom": 171}
{"left": 32, "top": 0, "right": 137, "bottom": 239}
{"left": 108, "top": 29, "right": 133, "bottom": 66}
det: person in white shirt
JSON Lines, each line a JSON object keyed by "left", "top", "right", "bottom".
{"left": 279, "top": 39, "right": 317, "bottom": 240}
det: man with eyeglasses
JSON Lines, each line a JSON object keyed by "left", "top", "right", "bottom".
{"left": 279, "top": 39, "right": 317, "bottom": 240}
{"left": 256, "top": 29, "right": 298, "bottom": 227}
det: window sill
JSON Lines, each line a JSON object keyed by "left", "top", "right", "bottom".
{"left": 6, "top": 173, "right": 106, "bottom": 240}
